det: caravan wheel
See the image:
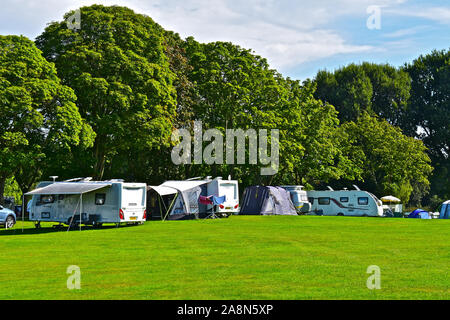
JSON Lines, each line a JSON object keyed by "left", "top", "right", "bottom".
{"left": 92, "top": 221, "right": 102, "bottom": 228}
{"left": 337, "top": 213, "right": 344, "bottom": 216}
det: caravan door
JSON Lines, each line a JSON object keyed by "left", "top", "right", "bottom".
{"left": 36, "top": 195, "right": 55, "bottom": 221}
{"left": 216, "top": 181, "right": 239, "bottom": 214}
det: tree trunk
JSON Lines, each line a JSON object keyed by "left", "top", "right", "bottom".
{"left": 93, "top": 136, "right": 106, "bottom": 180}
{"left": 0, "top": 176, "right": 6, "bottom": 205}
{"left": 16, "top": 169, "right": 39, "bottom": 195}
{"left": 95, "top": 155, "right": 106, "bottom": 181}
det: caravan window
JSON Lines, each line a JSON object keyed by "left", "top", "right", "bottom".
{"left": 318, "top": 197, "right": 330, "bottom": 205}
{"left": 95, "top": 193, "right": 106, "bottom": 205}
{"left": 219, "top": 183, "right": 237, "bottom": 200}
{"left": 308, "top": 197, "right": 314, "bottom": 205}
{"left": 358, "top": 197, "right": 369, "bottom": 205}
{"left": 122, "top": 187, "right": 145, "bottom": 207}
{"left": 340, "top": 197, "right": 349, "bottom": 203}
{"left": 40, "top": 195, "right": 54, "bottom": 204}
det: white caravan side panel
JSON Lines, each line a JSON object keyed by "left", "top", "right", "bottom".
{"left": 29, "top": 183, "right": 121, "bottom": 224}
{"left": 306, "top": 190, "right": 383, "bottom": 217}
{"left": 29, "top": 181, "right": 147, "bottom": 224}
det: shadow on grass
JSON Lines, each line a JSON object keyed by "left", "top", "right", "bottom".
{"left": 0, "top": 223, "right": 142, "bottom": 236}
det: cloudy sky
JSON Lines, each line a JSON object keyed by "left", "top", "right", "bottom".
{"left": 1, "top": 0, "right": 449, "bottom": 80}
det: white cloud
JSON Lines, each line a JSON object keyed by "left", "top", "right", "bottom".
{"left": 0, "top": 0, "right": 447, "bottom": 77}
{"left": 382, "top": 26, "right": 429, "bottom": 38}
{"left": 126, "top": 0, "right": 378, "bottom": 70}
{"left": 386, "top": 6, "right": 450, "bottom": 24}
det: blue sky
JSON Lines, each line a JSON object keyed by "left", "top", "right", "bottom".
{"left": 1, "top": 0, "right": 449, "bottom": 80}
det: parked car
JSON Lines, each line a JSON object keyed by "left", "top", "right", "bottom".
{"left": 0, "top": 205, "right": 16, "bottom": 228}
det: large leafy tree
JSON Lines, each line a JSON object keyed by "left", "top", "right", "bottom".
{"left": 35, "top": 5, "right": 177, "bottom": 180}
{"left": 177, "top": 40, "right": 362, "bottom": 188}
{"left": 0, "top": 35, "right": 94, "bottom": 200}
{"left": 314, "top": 62, "right": 411, "bottom": 125}
{"left": 276, "top": 79, "right": 363, "bottom": 187}
{"left": 403, "top": 49, "right": 450, "bottom": 200}
{"left": 124, "top": 31, "right": 198, "bottom": 184}
{"left": 339, "top": 113, "right": 433, "bottom": 203}
{"left": 182, "top": 39, "right": 291, "bottom": 186}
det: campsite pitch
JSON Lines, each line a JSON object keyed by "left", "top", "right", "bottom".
{"left": 0, "top": 216, "right": 448, "bottom": 300}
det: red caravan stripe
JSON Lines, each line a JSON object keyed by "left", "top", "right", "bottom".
{"left": 330, "top": 198, "right": 346, "bottom": 208}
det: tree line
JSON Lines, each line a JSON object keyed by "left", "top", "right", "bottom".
{"left": 0, "top": 5, "right": 448, "bottom": 207}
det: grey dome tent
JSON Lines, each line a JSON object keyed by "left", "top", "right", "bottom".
{"left": 239, "top": 186, "right": 297, "bottom": 215}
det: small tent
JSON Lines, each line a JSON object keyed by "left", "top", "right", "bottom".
{"left": 239, "top": 186, "right": 297, "bottom": 215}
{"left": 408, "top": 209, "right": 431, "bottom": 219}
{"left": 440, "top": 200, "right": 450, "bottom": 219}
{"left": 148, "top": 180, "right": 208, "bottom": 220}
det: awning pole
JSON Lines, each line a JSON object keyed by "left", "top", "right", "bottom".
{"left": 22, "top": 194, "right": 25, "bottom": 233}
{"left": 80, "top": 194, "right": 82, "bottom": 231}
{"left": 163, "top": 194, "right": 178, "bottom": 222}
{"left": 67, "top": 197, "right": 80, "bottom": 232}
{"left": 161, "top": 196, "right": 168, "bottom": 212}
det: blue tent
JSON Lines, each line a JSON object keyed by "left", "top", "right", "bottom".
{"left": 440, "top": 200, "right": 450, "bottom": 219}
{"left": 408, "top": 209, "right": 431, "bottom": 219}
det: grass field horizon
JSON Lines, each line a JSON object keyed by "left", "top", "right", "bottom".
{"left": 0, "top": 216, "right": 448, "bottom": 300}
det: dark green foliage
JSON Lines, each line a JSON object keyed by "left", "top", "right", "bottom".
{"left": 314, "top": 62, "right": 411, "bottom": 125}
{"left": 35, "top": 5, "right": 177, "bottom": 180}
{"left": 0, "top": 5, "right": 442, "bottom": 206}
{"left": 0, "top": 35, "right": 94, "bottom": 200}
{"left": 403, "top": 49, "right": 450, "bottom": 201}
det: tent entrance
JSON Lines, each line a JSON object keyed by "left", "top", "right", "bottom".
{"left": 147, "top": 181, "right": 211, "bottom": 220}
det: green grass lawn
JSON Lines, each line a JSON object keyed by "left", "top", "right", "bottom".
{"left": 0, "top": 216, "right": 448, "bottom": 300}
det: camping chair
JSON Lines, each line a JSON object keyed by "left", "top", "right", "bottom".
{"left": 204, "top": 205, "right": 220, "bottom": 219}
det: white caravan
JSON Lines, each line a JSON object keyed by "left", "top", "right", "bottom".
{"left": 147, "top": 176, "right": 240, "bottom": 220}
{"left": 167, "top": 176, "right": 240, "bottom": 216}
{"left": 280, "top": 185, "right": 311, "bottom": 214}
{"left": 26, "top": 178, "right": 147, "bottom": 227}
{"left": 206, "top": 177, "right": 240, "bottom": 215}
{"left": 306, "top": 187, "right": 383, "bottom": 217}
